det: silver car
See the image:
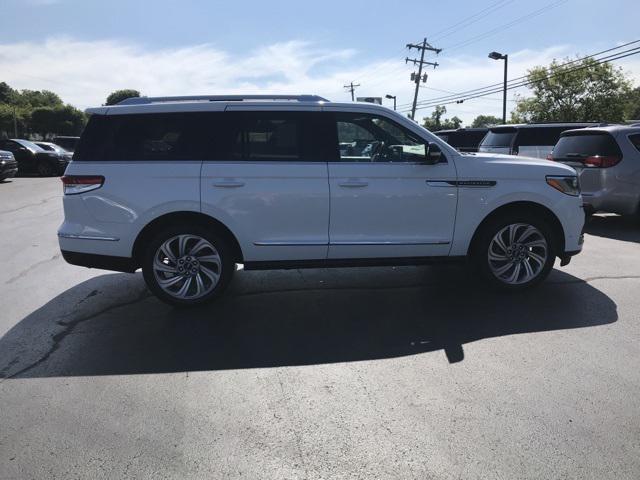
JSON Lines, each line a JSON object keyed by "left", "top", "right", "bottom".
{"left": 550, "top": 125, "right": 640, "bottom": 216}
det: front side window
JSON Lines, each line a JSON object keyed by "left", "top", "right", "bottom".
{"left": 335, "top": 113, "right": 426, "bottom": 163}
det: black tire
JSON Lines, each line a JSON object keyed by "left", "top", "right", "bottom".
{"left": 141, "top": 224, "right": 235, "bottom": 307}
{"left": 471, "top": 213, "right": 556, "bottom": 291}
{"left": 37, "top": 160, "right": 55, "bottom": 177}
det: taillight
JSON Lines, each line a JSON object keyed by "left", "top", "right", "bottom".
{"left": 583, "top": 155, "right": 621, "bottom": 168}
{"left": 61, "top": 175, "right": 104, "bottom": 195}
{"left": 546, "top": 154, "right": 554, "bottom": 161}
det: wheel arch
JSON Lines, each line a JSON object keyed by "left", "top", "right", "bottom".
{"left": 468, "top": 201, "right": 565, "bottom": 257}
{"left": 132, "top": 211, "right": 244, "bottom": 266}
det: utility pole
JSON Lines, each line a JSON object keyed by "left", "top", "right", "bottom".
{"left": 406, "top": 38, "right": 441, "bottom": 121}
{"left": 343, "top": 81, "right": 360, "bottom": 101}
{"left": 12, "top": 106, "right": 18, "bottom": 138}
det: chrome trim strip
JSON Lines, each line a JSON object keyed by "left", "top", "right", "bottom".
{"left": 253, "top": 241, "right": 327, "bottom": 246}
{"left": 427, "top": 179, "right": 496, "bottom": 188}
{"left": 331, "top": 240, "right": 450, "bottom": 246}
{"left": 58, "top": 233, "right": 120, "bottom": 241}
{"left": 254, "top": 240, "right": 450, "bottom": 246}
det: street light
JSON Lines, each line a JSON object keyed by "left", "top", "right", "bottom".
{"left": 385, "top": 94, "right": 397, "bottom": 111}
{"left": 488, "top": 51, "right": 508, "bottom": 124}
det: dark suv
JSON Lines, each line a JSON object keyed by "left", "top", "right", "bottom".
{"left": 434, "top": 128, "right": 488, "bottom": 153}
{"left": 0, "top": 139, "right": 69, "bottom": 176}
{"left": 478, "top": 123, "right": 595, "bottom": 159}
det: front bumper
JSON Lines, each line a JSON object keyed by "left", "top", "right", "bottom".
{"left": 0, "top": 159, "right": 18, "bottom": 179}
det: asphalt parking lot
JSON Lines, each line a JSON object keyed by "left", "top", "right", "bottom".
{"left": 0, "top": 177, "right": 639, "bottom": 479}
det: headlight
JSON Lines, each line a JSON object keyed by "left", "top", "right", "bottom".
{"left": 546, "top": 175, "right": 580, "bottom": 196}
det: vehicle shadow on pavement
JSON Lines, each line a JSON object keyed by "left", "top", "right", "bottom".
{"left": 0, "top": 266, "right": 617, "bottom": 378}
{"left": 585, "top": 214, "right": 640, "bottom": 243}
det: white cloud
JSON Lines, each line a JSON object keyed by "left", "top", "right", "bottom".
{"left": 0, "top": 37, "right": 638, "bottom": 125}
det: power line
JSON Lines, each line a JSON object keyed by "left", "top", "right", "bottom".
{"left": 357, "top": 1, "right": 517, "bottom": 86}
{"left": 410, "top": 45, "right": 640, "bottom": 109}
{"left": 396, "top": 39, "right": 640, "bottom": 109}
{"left": 400, "top": 47, "right": 640, "bottom": 114}
{"left": 442, "top": 0, "right": 568, "bottom": 53}
{"left": 430, "top": 0, "right": 518, "bottom": 43}
{"left": 343, "top": 81, "right": 360, "bottom": 101}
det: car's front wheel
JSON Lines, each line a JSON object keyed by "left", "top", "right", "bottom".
{"left": 142, "top": 226, "right": 234, "bottom": 307}
{"left": 473, "top": 215, "right": 556, "bottom": 290}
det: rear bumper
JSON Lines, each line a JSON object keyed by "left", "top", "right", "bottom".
{"left": 61, "top": 250, "right": 138, "bottom": 273}
{"left": 582, "top": 191, "right": 639, "bottom": 216}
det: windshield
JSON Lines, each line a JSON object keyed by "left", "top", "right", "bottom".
{"left": 14, "top": 139, "right": 45, "bottom": 152}
{"left": 36, "top": 143, "right": 56, "bottom": 152}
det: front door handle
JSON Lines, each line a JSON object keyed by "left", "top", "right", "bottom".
{"left": 213, "top": 180, "right": 245, "bottom": 188}
{"left": 338, "top": 181, "right": 369, "bottom": 188}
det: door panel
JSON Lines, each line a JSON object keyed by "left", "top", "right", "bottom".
{"left": 200, "top": 109, "right": 330, "bottom": 262}
{"left": 201, "top": 162, "right": 329, "bottom": 261}
{"left": 328, "top": 162, "right": 457, "bottom": 258}
{"left": 326, "top": 111, "right": 458, "bottom": 259}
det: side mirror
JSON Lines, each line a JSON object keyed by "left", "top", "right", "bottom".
{"left": 424, "top": 142, "right": 443, "bottom": 164}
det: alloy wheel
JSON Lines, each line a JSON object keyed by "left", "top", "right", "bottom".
{"left": 487, "top": 223, "right": 548, "bottom": 285}
{"left": 152, "top": 234, "right": 222, "bottom": 299}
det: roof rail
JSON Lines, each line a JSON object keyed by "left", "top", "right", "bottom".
{"left": 117, "top": 94, "right": 329, "bottom": 106}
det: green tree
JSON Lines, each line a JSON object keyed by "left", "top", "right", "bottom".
{"left": 16, "top": 89, "right": 63, "bottom": 109}
{"left": 106, "top": 89, "right": 141, "bottom": 106}
{"left": 471, "top": 114, "right": 502, "bottom": 128}
{"left": 0, "top": 82, "right": 18, "bottom": 104}
{"left": 511, "top": 57, "right": 633, "bottom": 123}
{"left": 422, "top": 105, "right": 463, "bottom": 131}
{"left": 30, "top": 105, "right": 86, "bottom": 136}
{"left": 626, "top": 87, "right": 640, "bottom": 120}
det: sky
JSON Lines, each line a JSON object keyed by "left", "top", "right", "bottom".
{"left": 1, "top": 0, "right": 639, "bottom": 124}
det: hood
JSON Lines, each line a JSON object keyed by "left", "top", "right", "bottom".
{"left": 457, "top": 152, "right": 577, "bottom": 179}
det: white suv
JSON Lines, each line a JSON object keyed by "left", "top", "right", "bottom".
{"left": 59, "top": 95, "right": 584, "bottom": 306}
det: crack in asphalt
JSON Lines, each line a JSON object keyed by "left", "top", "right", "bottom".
{"left": 0, "top": 195, "right": 59, "bottom": 215}
{"left": 0, "top": 289, "right": 151, "bottom": 381}
{"left": 1, "top": 273, "right": 638, "bottom": 381}
{"left": 5, "top": 254, "right": 60, "bottom": 284}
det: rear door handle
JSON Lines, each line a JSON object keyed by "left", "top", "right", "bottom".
{"left": 338, "top": 181, "right": 369, "bottom": 188}
{"left": 213, "top": 180, "right": 245, "bottom": 188}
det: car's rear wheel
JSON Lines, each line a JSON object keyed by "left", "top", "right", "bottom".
{"left": 142, "top": 225, "right": 234, "bottom": 307}
{"left": 37, "top": 160, "right": 55, "bottom": 177}
{"left": 473, "top": 215, "right": 556, "bottom": 290}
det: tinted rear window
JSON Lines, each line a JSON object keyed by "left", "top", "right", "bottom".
{"left": 74, "top": 111, "right": 331, "bottom": 162}
{"left": 553, "top": 132, "right": 622, "bottom": 158}
{"left": 75, "top": 113, "right": 222, "bottom": 161}
{"left": 481, "top": 129, "right": 515, "bottom": 147}
{"left": 452, "top": 130, "right": 487, "bottom": 149}
{"left": 516, "top": 127, "right": 569, "bottom": 147}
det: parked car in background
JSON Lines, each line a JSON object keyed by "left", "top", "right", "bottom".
{"left": 435, "top": 127, "right": 488, "bottom": 153}
{"left": 478, "top": 123, "right": 595, "bottom": 159}
{"left": 549, "top": 124, "right": 640, "bottom": 217}
{"left": 35, "top": 141, "right": 74, "bottom": 163}
{"left": 52, "top": 136, "right": 80, "bottom": 152}
{"left": 0, "top": 139, "right": 69, "bottom": 176}
{"left": 59, "top": 94, "right": 584, "bottom": 307}
{"left": 0, "top": 150, "right": 18, "bottom": 181}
